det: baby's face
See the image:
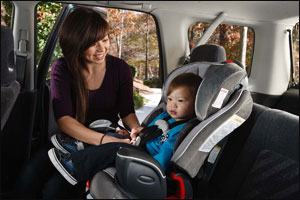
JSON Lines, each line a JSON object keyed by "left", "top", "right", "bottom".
{"left": 166, "top": 86, "right": 195, "bottom": 121}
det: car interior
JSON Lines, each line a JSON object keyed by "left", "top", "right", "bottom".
{"left": 1, "top": 1, "right": 299, "bottom": 199}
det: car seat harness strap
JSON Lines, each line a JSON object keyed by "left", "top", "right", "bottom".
{"left": 134, "top": 116, "right": 189, "bottom": 146}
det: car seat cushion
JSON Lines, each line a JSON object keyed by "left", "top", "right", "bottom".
{"left": 195, "top": 62, "right": 247, "bottom": 121}
{"left": 190, "top": 44, "right": 226, "bottom": 63}
{"left": 213, "top": 108, "right": 299, "bottom": 198}
{"left": 237, "top": 149, "right": 299, "bottom": 199}
{"left": 161, "top": 62, "right": 247, "bottom": 122}
{"left": 172, "top": 90, "right": 253, "bottom": 177}
{"left": 1, "top": 25, "right": 16, "bottom": 86}
{"left": 89, "top": 167, "right": 127, "bottom": 199}
{"left": 1, "top": 25, "right": 19, "bottom": 131}
{"left": 1, "top": 81, "right": 20, "bottom": 130}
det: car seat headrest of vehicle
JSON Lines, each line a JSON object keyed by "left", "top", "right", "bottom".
{"left": 162, "top": 61, "right": 247, "bottom": 121}
{"left": 190, "top": 44, "right": 226, "bottom": 63}
{"left": 1, "top": 25, "right": 16, "bottom": 86}
{"left": 195, "top": 62, "right": 247, "bottom": 120}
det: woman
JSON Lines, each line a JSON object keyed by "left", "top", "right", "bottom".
{"left": 15, "top": 7, "right": 143, "bottom": 199}
{"left": 52, "top": 6, "right": 143, "bottom": 145}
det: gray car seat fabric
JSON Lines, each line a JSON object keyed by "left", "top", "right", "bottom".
{"left": 168, "top": 62, "right": 252, "bottom": 177}
{"left": 189, "top": 44, "right": 226, "bottom": 63}
{"left": 89, "top": 60, "right": 253, "bottom": 199}
{"left": 88, "top": 167, "right": 127, "bottom": 199}
{"left": 237, "top": 149, "right": 299, "bottom": 199}
{"left": 275, "top": 87, "right": 299, "bottom": 116}
{"left": 143, "top": 45, "right": 227, "bottom": 126}
{"left": 1, "top": 25, "right": 20, "bottom": 131}
{"left": 207, "top": 107, "right": 299, "bottom": 199}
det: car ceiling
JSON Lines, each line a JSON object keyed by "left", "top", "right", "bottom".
{"left": 146, "top": 1, "right": 298, "bottom": 23}
{"left": 61, "top": 1, "right": 299, "bottom": 25}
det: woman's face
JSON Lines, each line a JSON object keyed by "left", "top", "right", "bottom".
{"left": 83, "top": 35, "right": 110, "bottom": 65}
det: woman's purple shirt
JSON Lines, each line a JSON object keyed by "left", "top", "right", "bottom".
{"left": 50, "top": 55, "right": 135, "bottom": 126}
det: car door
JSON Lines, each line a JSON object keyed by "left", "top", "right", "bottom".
{"left": 0, "top": 3, "right": 73, "bottom": 195}
{"left": 32, "top": 3, "right": 75, "bottom": 151}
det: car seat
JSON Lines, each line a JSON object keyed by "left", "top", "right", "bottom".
{"left": 189, "top": 44, "right": 226, "bottom": 63}
{"left": 1, "top": 25, "right": 20, "bottom": 131}
{"left": 183, "top": 43, "right": 227, "bottom": 64}
{"left": 87, "top": 60, "right": 253, "bottom": 199}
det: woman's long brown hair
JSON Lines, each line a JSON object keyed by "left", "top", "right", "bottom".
{"left": 58, "top": 7, "right": 109, "bottom": 124}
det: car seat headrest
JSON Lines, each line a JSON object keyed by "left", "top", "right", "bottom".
{"left": 1, "top": 25, "right": 16, "bottom": 86}
{"left": 162, "top": 62, "right": 247, "bottom": 121}
{"left": 195, "top": 62, "right": 247, "bottom": 120}
{"left": 190, "top": 44, "right": 226, "bottom": 63}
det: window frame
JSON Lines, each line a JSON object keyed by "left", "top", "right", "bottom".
{"left": 187, "top": 21, "right": 255, "bottom": 76}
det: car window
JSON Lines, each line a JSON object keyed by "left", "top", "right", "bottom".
{"left": 1, "top": 1, "right": 13, "bottom": 28}
{"left": 291, "top": 22, "right": 299, "bottom": 86}
{"left": 36, "top": 3, "right": 160, "bottom": 83}
{"left": 188, "top": 22, "right": 254, "bottom": 75}
{"left": 36, "top": 2, "right": 63, "bottom": 66}
{"left": 35, "top": 2, "right": 161, "bottom": 113}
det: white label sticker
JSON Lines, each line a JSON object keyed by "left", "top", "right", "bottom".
{"left": 212, "top": 88, "right": 229, "bottom": 109}
{"left": 199, "top": 114, "right": 245, "bottom": 152}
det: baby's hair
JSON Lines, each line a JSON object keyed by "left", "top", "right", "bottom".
{"left": 167, "top": 73, "right": 202, "bottom": 97}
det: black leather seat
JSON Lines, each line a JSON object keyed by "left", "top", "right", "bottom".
{"left": 1, "top": 25, "right": 20, "bottom": 131}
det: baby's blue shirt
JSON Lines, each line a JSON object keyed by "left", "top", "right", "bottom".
{"left": 146, "top": 111, "right": 187, "bottom": 170}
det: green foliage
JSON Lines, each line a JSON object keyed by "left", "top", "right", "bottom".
{"left": 36, "top": 2, "right": 62, "bottom": 65}
{"left": 130, "top": 65, "right": 136, "bottom": 77}
{"left": 133, "top": 91, "right": 144, "bottom": 109}
{"left": 143, "top": 77, "right": 162, "bottom": 88}
{"left": 2, "top": 1, "right": 12, "bottom": 27}
{"left": 46, "top": 42, "right": 63, "bottom": 80}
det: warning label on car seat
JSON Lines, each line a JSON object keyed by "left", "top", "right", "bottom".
{"left": 199, "top": 114, "right": 246, "bottom": 153}
{"left": 212, "top": 88, "right": 229, "bottom": 109}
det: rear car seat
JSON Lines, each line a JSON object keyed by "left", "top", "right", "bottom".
{"left": 1, "top": 25, "right": 20, "bottom": 131}
{"left": 1, "top": 25, "right": 21, "bottom": 196}
{"left": 205, "top": 104, "right": 299, "bottom": 199}
{"left": 189, "top": 44, "right": 226, "bottom": 63}
{"left": 275, "top": 85, "right": 299, "bottom": 116}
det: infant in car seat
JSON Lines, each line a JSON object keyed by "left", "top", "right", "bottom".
{"left": 48, "top": 73, "right": 202, "bottom": 185}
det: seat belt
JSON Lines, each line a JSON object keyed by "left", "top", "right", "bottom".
{"left": 194, "top": 137, "right": 229, "bottom": 198}
{"left": 15, "top": 29, "right": 29, "bottom": 89}
{"left": 183, "top": 12, "right": 227, "bottom": 64}
{"left": 16, "top": 54, "right": 27, "bottom": 88}
{"left": 202, "top": 137, "right": 228, "bottom": 182}
{"left": 138, "top": 116, "right": 189, "bottom": 146}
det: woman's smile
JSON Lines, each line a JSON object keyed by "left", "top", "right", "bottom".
{"left": 94, "top": 53, "right": 105, "bottom": 60}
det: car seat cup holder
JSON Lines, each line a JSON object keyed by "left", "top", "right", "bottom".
{"left": 88, "top": 61, "right": 253, "bottom": 199}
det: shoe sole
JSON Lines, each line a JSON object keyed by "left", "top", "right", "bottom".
{"left": 50, "top": 135, "right": 70, "bottom": 154}
{"left": 48, "top": 148, "right": 78, "bottom": 185}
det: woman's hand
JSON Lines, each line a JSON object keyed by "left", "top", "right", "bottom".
{"left": 130, "top": 126, "right": 144, "bottom": 141}
{"left": 122, "top": 113, "right": 143, "bottom": 141}
{"left": 115, "top": 129, "right": 130, "bottom": 137}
